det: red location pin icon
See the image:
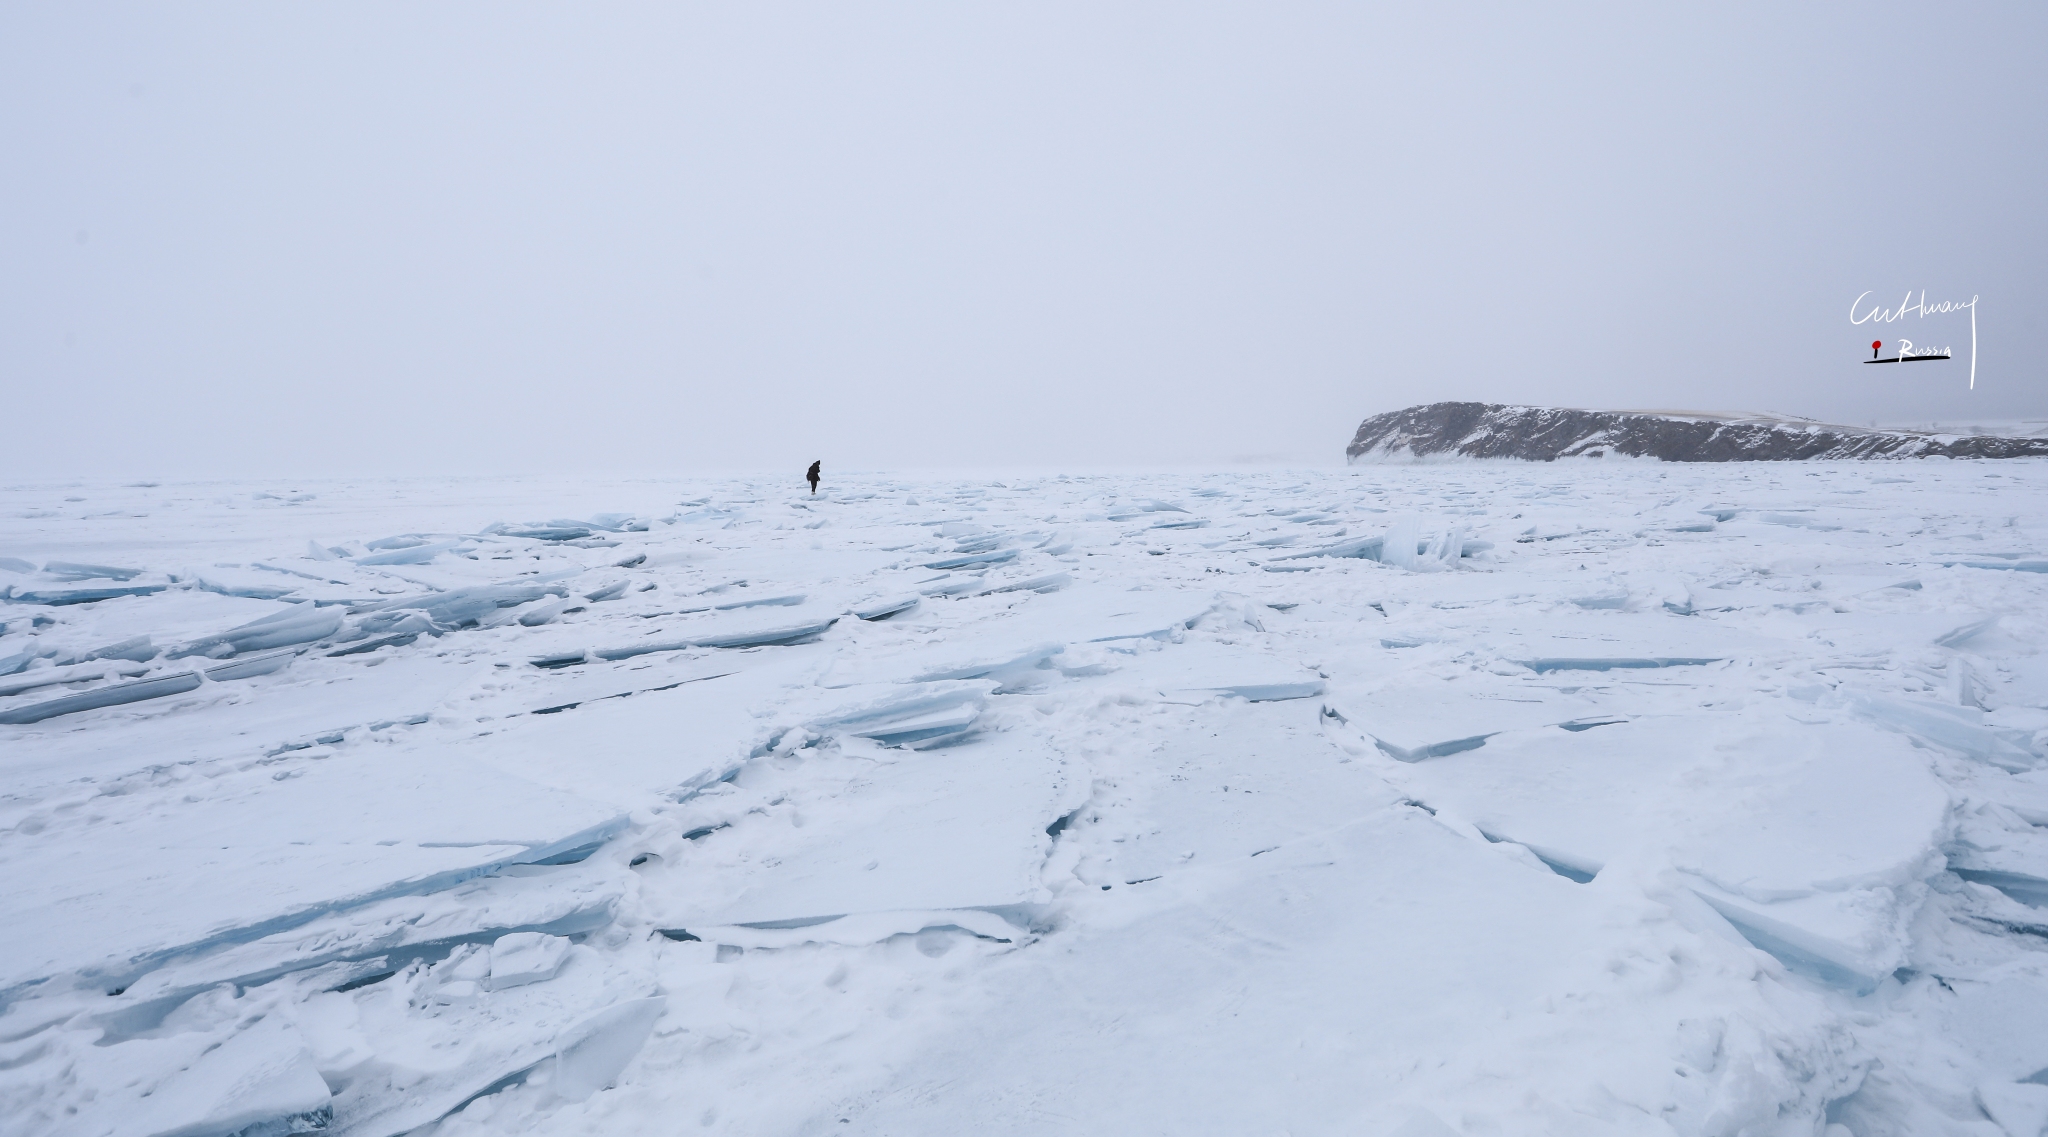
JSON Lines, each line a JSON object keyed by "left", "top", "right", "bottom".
{"left": 1871, "top": 339, "right": 1882, "bottom": 359}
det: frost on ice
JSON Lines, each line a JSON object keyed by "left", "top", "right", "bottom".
{"left": 3, "top": 465, "right": 2048, "bottom": 1136}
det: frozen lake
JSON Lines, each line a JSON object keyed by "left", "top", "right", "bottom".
{"left": 3, "top": 461, "right": 2046, "bottom": 1137}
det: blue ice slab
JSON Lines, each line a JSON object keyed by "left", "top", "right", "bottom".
{"left": 919, "top": 576, "right": 987, "bottom": 597}
{"left": 670, "top": 510, "right": 734, "bottom": 526}
{"left": 355, "top": 540, "right": 466, "bottom": 566}
{"left": 684, "top": 593, "right": 806, "bottom": 613}
{"left": 651, "top": 593, "right": 808, "bottom": 617}
{"left": 190, "top": 575, "right": 300, "bottom": 601}
{"left": 545, "top": 515, "right": 644, "bottom": 533}
{"left": 1273, "top": 536, "right": 1386, "bottom": 561}
{"left": 0, "top": 660, "right": 154, "bottom": 699}
{"left": 922, "top": 549, "right": 1020, "bottom": 570}
{"left": 1691, "top": 891, "right": 1885, "bottom": 995}
{"left": 683, "top": 617, "right": 839, "bottom": 650}
{"left": 1516, "top": 657, "right": 1722, "bottom": 673}
{"left": 1270, "top": 534, "right": 1491, "bottom": 563}
{"left": 171, "top": 604, "right": 343, "bottom": 658}
{"left": 202, "top": 647, "right": 303, "bottom": 682}
{"left": 1847, "top": 693, "right": 2036, "bottom": 771}
{"left": 1758, "top": 513, "right": 1841, "bottom": 532}
{"left": 342, "top": 611, "right": 438, "bottom": 643}
{"left": 0, "top": 557, "right": 34, "bottom": 573}
{"left": 907, "top": 642, "right": 1064, "bottom": 683}
{"left": 364, "top": 534, "right": 435, "bottom": 550}
{"left": 0, "top": 752, "right": 630, "bottom": 1004}
{"left": 42, "top": 561, "right": 144, "bottom": 582}
{"left": 1176, "top": 680, "right": 1326, "bottom": 702}
{"left": 361, "top": 582, "right": 569, "bottom": 628}
{"left": 10, "top": 585, "right": 168, "bottom": 605}
{"left": 503, "top": 527, "right": 592, "bottom": 541}
{"left": 948, "top": 533, "right": 1010, "bottom": 554}
{"left": 1945, "top": 560, "right": 2048, "bottom": 573}
{"left": 328, "top": 632, "right": 422, "bottom": 657}
{"left": 978, "top": 573, "right": 1072, "bottom": 596}
{"left": 539, "top": 615, "right": 841, "bottom": 667}
{"left": 89, "top": 636, "right": 158, "bottom": 663}
{"left": 1950, "top": 867, "right": 2048, "bottom": 908}
{"left": 1933, "top": 614, "right": 1999, "bottom": 648}
{"left": 851, "top": 596, "right": 921, "bottom": 621}
{"left": 0, "top": 670, "right": 203, "bottom": 725}
{"left": 788, "top": 686, "right": 991, "bottom": 751}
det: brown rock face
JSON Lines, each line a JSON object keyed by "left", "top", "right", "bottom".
{"left": 1346, "top": 403, "right": 2048, "bottom": 463}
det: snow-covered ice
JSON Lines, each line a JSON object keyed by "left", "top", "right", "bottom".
{"left": 3, "top": 462, "right": 2046, "bottom": 1136}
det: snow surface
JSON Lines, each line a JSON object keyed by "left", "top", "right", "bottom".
{"left": 3, "top": 464, "right": 2047, "bottom": 1137}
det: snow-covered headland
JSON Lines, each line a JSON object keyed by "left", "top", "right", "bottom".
{"left": 3, "top": 463, "right": 2046, "bottom": 1137}
{"left": 1349, "top": 403, "right": 2048, "bottom": 463}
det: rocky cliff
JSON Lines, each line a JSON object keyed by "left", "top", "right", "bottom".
{"left": 1346, "top": 403, "right": 2048, "bottom": 463}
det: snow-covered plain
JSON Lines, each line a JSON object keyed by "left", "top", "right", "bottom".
{"left": 3, "top": 462, "right": 2046, "bottom": 1137}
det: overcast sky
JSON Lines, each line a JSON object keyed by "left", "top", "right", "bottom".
{"left": 3, "top": 2, "right": 2042, "bottom": 477}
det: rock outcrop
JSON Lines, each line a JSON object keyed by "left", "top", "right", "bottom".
{"left": 1347, "top": 403, "right": 2048, "bottom": 463}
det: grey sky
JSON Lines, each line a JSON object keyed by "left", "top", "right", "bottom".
{"left": 4, "top": 3, "right": 2042, "bottom": 477}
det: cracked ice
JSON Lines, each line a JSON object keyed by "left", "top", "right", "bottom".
{"left": 2, "top": 463, "right": 2047, "bottom": 1137}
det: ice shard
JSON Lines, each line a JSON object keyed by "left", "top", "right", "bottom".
{"left": 171, "top": 604, "right": 343, "bottom": 658}
{"left": 42, "top": 560, "right": 145, "bottom": 581}
{"left": 354, "top": 539, "right": 467, "bottom": 565}
{"left": 10, "top": 584, "right": 168, "bottom": 605}
{"left": 0, "top": 670, "right": 203, "bottom": 724}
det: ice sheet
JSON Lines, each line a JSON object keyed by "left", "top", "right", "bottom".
{"left": 0, "top": 746, "right": 624, "bottom": 999}
{"left": 3, "top": 463, "right": 2045, "bottom": 1137}
{"left": 646, "top": 732, "right": 1073, "bottom": 929}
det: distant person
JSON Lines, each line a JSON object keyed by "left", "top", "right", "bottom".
{"left": 806, "top": 460, "right": 821, "bottom": 494}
